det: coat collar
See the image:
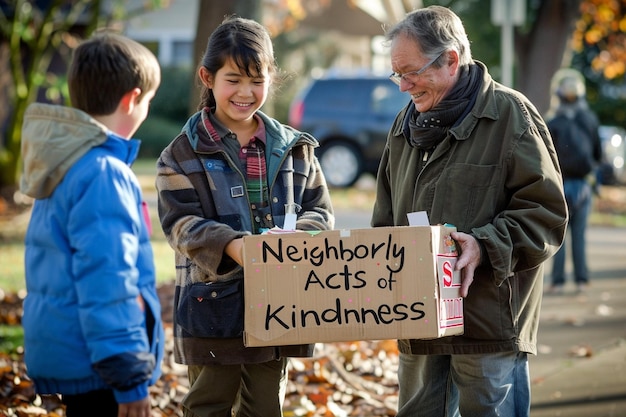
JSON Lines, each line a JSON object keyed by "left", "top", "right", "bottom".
{"left": 392, "top": 61, "right": 500, "bottom": 143}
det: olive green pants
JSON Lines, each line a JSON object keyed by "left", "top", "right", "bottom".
{"left": 182, "top": 358, "right": 288, "bottom": 417}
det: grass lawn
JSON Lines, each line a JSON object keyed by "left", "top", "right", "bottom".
{"left": 0, "top": 160, "right": 174, "bottom": 293}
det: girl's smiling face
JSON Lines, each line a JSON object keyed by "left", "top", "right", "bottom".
{"left": 199, "top": 58, "right": 270, "bottom": 129}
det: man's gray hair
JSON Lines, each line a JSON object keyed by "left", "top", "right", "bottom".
{"left": 385, "top": 5, "right": 473, "bottom": 67}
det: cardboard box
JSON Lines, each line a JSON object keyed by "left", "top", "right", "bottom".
{"left": 243, "top": 226, "right": 463, "bottom": 347}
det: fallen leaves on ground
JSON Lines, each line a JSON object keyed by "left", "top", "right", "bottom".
{"left": 568, "top": 344, "right": 594, "bottom": 358}
{"left": 0, "top": 285, "right": 400, "bottom": 417}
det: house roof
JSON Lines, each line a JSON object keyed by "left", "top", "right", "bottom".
{"left": 299, "top": 1, "right": 385, "bottom": 37}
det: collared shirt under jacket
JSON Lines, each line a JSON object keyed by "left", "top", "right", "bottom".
{"left": 156, "top": 109, "right": 334, "bottom": 365}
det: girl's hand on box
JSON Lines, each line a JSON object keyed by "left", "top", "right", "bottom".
{"left": 225, "top": 238, "right": 245, "bottom": 266}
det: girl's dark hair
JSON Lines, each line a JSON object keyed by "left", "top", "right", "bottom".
{"left": 197, "top": 15, "right": 279, "bottom": 110}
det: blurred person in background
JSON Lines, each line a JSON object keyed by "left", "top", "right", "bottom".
{"left": 546, "top": 68, "right": 603, "bottom": 295}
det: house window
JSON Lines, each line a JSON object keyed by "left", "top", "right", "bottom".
{"left": 172, "top": 40, "right": 193, "bottom": 67}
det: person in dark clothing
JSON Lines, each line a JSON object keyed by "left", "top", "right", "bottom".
{"left": 546, "top": 68, "right": 603, "bottom": 295}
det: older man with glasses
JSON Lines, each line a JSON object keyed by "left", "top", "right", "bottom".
{"left": 389, "top": 52, "right": 444, "bottom": 86}
{"left": 371, "top": 6, "right": 568, "bottom": 417}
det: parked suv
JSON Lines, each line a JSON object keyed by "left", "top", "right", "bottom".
{"left": 289, "top": 73, "right": 409, "bottom": 188}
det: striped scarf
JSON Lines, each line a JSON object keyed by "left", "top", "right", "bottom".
{"left": 244, "top": 138, "right": 268, "bottom": 205}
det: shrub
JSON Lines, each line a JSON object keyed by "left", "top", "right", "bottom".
{"left": 136, "top": 66, "right": 193, "bottom": 158}
{"left": 135, "top": 116, "right": 182, "bottom": 158}
{"left": 151, "top": 66, "right": 194, "bottom": 121}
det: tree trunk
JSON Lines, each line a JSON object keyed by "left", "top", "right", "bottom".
{"left": 516, "top": 0, "right": 582, "bottom": 115}
{"left": 0, "top": 42, "right": 16, "bottom": 204}
{"left": 188, "top": 0, "right": 262, "bottom": 114}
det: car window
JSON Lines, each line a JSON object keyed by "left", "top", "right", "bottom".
{"left": 297, "top": 76, "right": 408, "bottom": 123}
{"left": 370, "top": 82, "right": 408, "bottom": 116}
{"left": 307, "top": 80, "right": 365, "bottom": 115}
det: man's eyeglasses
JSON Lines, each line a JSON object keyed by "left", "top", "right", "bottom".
{"left": 389, "top": 52, "right": 444, "bottom": 86}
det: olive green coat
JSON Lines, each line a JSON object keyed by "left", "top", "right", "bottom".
{"left": 372, "top": 62, "right": 568, "bottom": 355}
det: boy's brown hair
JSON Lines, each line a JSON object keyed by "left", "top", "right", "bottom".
{"left": 68, "top": 32, "right": 160, "bottom": 116}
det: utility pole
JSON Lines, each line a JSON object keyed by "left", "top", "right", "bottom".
{"left": 491, "top": 0, "right": 526, "bottom": 87}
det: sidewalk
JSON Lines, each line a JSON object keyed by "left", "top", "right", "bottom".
{"left": 529, "top": 226, "right": 626, "bottom": 416}
{"left": 331, "top": 214, "right": 626, "bottom": 416}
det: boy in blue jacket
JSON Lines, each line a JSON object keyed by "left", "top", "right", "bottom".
{"left": 19, "top": 32, "right": 164, "bottom": 417}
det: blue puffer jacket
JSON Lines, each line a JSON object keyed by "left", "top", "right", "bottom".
{"left": 20, "top": 103, "right": 164, "bottom": 404}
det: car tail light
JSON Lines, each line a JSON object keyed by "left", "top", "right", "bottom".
{"left": 289, "top": 100, "right": 304, "bottom": 128}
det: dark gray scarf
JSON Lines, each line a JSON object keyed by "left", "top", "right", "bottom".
{"left": 407, "top": 63, "right": 482, "bottom": 149}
